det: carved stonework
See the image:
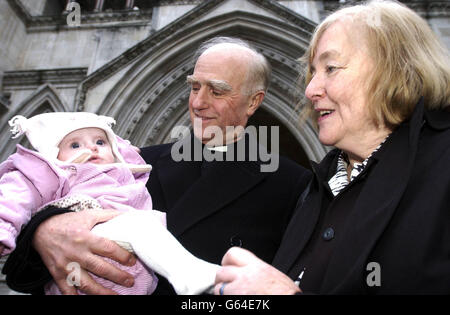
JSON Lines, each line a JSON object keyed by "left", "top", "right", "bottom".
{"left": 3, "top": 68, "right": 88, "bottom": 88}
{"left": 115, "top": 62, "right": 194, "bottom": 144}
{"left": 0, "top": 95, "right": 10, "bottom": 113}
{"left": 82, "top": 0, "right": 326, "bottom": 160}
{"left": 427, "top": 2, "right": 450, "bottom": 18}
{"left": 0, "top": 71, "right": 9, "bottom": 113}
{"left": 75, "top": 0, "right": 225, "bottom": 111}
{"left": 0, "top": 83, "right": 69, "bottom": 162}
{"left": 251, "top": 0, "right": 316, "bottom": 33}
{"left": 144, "top": 96, "right": 188, "bottom": 146}
{"left": 6, "top": 0, "right": 153, "bottom": 32}
{"left": 322, "top": 0, "right": 450, "bottom": 18}
{"left": 159, "top": 0, "right": 203, "bottom": 5}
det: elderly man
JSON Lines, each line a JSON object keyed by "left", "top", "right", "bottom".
{"left": 3, "top": 37, "right": 311, "bottom": 295}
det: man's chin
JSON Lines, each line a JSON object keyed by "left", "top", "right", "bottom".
{"left": 194, "top": 132, "right": 223, "bottom": 146}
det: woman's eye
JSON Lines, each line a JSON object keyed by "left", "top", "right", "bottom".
{"left": 70, "top": 142, "right": 80, "bottom": 149}
{"left": 326, "top": 66, "right": 338, "bottom": 73}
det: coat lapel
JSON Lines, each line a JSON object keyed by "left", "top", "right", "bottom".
{"left": 322, "top": 101, "right": 425, "bottom": 293}
{"left": 167, "top": 159, "right": 268, "bottom": 236}
{"left": 156, "top": 148, "right": 202, "bottom": 210}
{"left": 272, "top": 154, "right": 336, "bottom": 275}
{"left": 272, "top": 177, "right": 322, "bottom": 275}
{"left": 158, "top": 134, "right": 270, "bottom": 237}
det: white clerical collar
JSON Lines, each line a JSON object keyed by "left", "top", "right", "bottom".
{"left": 206, "top": 145, "right": 228, "bottom": 152}
{"left": 204, "top": 134, "right": 244, "bottom": 152}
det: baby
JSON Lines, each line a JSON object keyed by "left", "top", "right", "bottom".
{"left": 0, "top": 112, "right": 219, "bottom": 295}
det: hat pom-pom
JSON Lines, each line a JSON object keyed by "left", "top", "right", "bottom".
{"left": 8, "top": 115, "right": 28, "bottom": 138}
{"left": 99, "top": 115, "right": 116, "bottom": 128}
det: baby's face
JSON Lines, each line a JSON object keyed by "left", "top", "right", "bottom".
{"left": 57, "top": 127, "right": 115, "bottom": 164}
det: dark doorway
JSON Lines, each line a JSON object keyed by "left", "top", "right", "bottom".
{"left": 247, "top": 107, "right": 311, "bottom": 169}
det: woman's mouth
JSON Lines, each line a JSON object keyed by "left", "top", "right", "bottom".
{"left": 317, "top": 109, "right": 335, "bottom": 122}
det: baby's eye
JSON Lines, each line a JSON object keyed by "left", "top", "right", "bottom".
{"left": 96, "top": 139, "right": 105, "bottom": 146}
{"left": 70, "top": 142, "right": 80, "bottom": 149}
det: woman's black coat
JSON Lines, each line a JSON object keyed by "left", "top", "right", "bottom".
{"left": 273, "top": 99, "right": 450, "bottom": 294}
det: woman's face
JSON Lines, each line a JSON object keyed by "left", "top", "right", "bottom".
{"left": 305, "top": 21, "right": 379, "bottom": 156}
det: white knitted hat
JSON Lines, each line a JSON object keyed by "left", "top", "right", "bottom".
{"left": 8, "top": 112, "right": 126, "bottom": 164}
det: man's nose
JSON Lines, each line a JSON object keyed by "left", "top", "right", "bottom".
{"left": 191, "top": 87, "right": 210, "bottom": 109}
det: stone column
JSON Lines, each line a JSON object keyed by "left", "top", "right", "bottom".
{"left": 125, "top": 0, "right": 135, "bottom": 10}
{"left": 0, "top": 70, "right": 7, "bottom": 112}
{"left": 94, "top": 0, "right": 105, "bottom": 12}
{"left": 63, "top": 0, "right": 77, "bottom": 13}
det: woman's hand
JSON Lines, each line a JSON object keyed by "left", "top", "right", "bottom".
{"left": 214, "top": 247, "right": 301, "bottom": 295}
{"left": 32, "top": 209, "right": 136, "bottom": 295}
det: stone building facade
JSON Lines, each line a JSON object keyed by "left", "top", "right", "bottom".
{"left": 0, "top": 0, "right": 449, "bottom": 295}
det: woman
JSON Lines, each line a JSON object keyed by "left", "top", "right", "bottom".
{"left": 214, "top": 0, "right": 450, "bottom": 294}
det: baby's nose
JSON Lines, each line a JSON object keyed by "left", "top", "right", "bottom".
{"left": 88, "top": 143, "right": 99, "bottom": 152}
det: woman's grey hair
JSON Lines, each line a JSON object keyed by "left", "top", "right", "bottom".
{"left": 299, "top": 0, "right": 450, "bottom": 127}
{"left": 193, "top": 36, "right": 272, "bottom": 95}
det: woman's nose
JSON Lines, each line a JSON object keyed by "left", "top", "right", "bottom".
{"left": 305, "top": 74, "right": 325, "bottom": 101}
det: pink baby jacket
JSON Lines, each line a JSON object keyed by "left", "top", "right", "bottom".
{"left": 0, "top": 137, "right": 160, "bottom": 295}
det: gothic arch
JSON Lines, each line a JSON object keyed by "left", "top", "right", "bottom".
{"left": 0, "top": 84, "right": 68, "bottom": 161}
{"left": 97, "top": 10, "right": 328, "bottom": 164}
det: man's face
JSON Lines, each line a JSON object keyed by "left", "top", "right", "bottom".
{"left": 187, "top": 47, "right": 258, "bottom": 145}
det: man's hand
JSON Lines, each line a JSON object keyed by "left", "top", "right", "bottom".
{"left": 32, "top": 209, "right": 136, "bottom": 295}
{"left": 214, "top": 247, "right": 301, "bottom": 295}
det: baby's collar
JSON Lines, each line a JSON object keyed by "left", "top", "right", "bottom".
{"left": 58, "top": 149, "right": 152, "bottom": 173}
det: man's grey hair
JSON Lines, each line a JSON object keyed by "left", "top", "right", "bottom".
{"left": 193, "top": 36, "right": 272, "bottom": 95}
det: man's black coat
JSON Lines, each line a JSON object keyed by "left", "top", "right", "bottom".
{"left": 141, "top": 136, "right": 311, "bottom": 294}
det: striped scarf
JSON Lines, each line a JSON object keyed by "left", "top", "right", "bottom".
{"left": 328, "top": 136, "right": 390, "bottom": 197}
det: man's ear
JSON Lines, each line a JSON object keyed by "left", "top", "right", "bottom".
{"left": 247, "top": 91, "right": 265, "bottom": 117}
